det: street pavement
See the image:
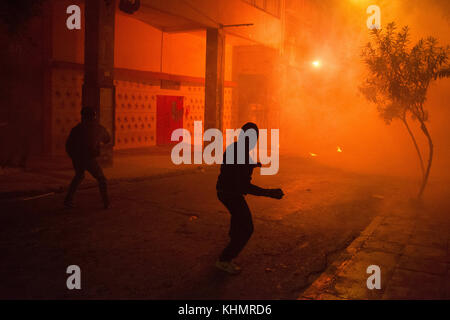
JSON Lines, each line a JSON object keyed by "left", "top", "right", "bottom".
{"left": 0, "top": 154, "right": 448, "bottom": 299}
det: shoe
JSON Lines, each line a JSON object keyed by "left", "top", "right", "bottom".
{"left": 215, "top": 260, "right": 241, "bottom": 275}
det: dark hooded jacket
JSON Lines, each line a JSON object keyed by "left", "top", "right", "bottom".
{"left": 66, "top": 121, "right": 110, "bottom": 161}
{"left": 216, "top": 142, "right": 261, "bottom": 195}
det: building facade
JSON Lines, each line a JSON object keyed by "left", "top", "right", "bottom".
{"left": 0, "top": 0, "right": 286, "bottom": 161}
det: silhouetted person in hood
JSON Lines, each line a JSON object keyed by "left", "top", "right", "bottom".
{"left": 64, "top": 107, "right": 111, "bottom": 209}
{"left": 215, "top": 122, "right": 284, "bottom": 274}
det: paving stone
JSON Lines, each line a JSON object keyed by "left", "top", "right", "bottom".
{"left": 363, "top": 239, "right": 405, "bottom": 255}
{"left": 403, "top": 244, "right": 447, "bottom": 262}
{"left": 383, "top": 268, "right": 446, "bottom": 299}
{"left": 397, "top": 255, "right": 447, "bottom": 275}
{"left": 360, "top": 216, "right": 384, "bottom": 237}
{"left": 414, "top": 219, "right": 449, "bottom": 234}
{"left": 299, "top": 182, "right": 449, "bottom": 300}
{"left": 328, "top": 249, "right": 399, "bottom": 300}
{"left": 336, "top": 249, "right": 399, "bottom": 281}
{"left": 382, "top": 285, "right": 411, "bottom": 300}
{"left": 371, "top": 226, "right": 412, "bottom": 244}
{"left": 409, "top": 231, "right": 447, "bottom": 250}
{"left": 381, "top": 216, "right": 415, "bottom": 229}
{"left": 332, "top": 276, "right": 384, "bottom": 300}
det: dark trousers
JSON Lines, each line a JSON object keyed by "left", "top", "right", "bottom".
{"left": 218, "top": 192, "right": 254, "bottom": 262}
{"left": 65, "top": 158, "right": 108, "bottom": 205}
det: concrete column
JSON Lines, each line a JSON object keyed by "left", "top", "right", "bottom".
{"left": 82, "top": 0, "right": 116, "bottom": 165}
{"left": 204, "top": 28, "right": 225, "bottom": 132}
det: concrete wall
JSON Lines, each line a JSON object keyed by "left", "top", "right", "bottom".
{"left": 114, "top": 13, "right": 162, "bottom": 72}
{"left": 140, "top": 0, "right": 284, "bottom": 50}
{"left": 51, "top": 1, "right": 233, "bottom": 80}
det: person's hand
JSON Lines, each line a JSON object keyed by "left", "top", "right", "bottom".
{"left": 267, "top": 188, "right": 284, "bottom": 199}
{"left": 251, "top": 162, "right": 262, "bottom": 168}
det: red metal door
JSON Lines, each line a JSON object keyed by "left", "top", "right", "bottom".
{"left": 156, "top": 95, "right": 184, "bottom": 145}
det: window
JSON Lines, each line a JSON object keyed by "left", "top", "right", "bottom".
{"left": 242, "top": 0, "right": 281, "bottom": 18}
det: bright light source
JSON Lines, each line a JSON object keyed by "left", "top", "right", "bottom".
{"left": 312, "top": 60, "right": 321, "bottom": 68}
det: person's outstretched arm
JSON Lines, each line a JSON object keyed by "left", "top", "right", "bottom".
{"left": 247, "top": 184, "right": 284, "bottom": 199}
{"left": 241, "top": 162, "right": 284, "bottom": 198}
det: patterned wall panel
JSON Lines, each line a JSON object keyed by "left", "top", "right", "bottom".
{"left": 223, "top": 87, "right": 234, "bottom": 130}
{"left": 182, "top": 85, "right": 234, "bottom": 141}
{"left": 51, "top": 67, "right": 234, "bottom": 153}
{"left": 114, "top": 80, "right": 157, "bottom": 150}
{"left": 182, "top": 84, "right": 204, "bottom": 144}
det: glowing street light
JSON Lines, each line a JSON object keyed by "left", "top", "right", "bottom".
{"left": 312, "top": 60, "right": 321, "bottom": 68}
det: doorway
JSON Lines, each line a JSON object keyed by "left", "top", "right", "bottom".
{"left": 156, "top": 95, "right": 184, "bottom": 145}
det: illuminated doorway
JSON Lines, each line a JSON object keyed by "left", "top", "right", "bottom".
{"left": 156, "top": 95, "right": 184, "bottom": 145}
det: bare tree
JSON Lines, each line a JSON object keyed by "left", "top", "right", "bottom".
{"left": 360, "top": 22, "right": 449, "bottom": 198}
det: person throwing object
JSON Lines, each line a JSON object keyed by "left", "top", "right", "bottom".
{"left": 215, "top": 122, "right": 284, "bottom": 274}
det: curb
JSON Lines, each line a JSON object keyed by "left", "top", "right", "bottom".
{"left": 299, "top": 214, "right": 386, "bottom": 300}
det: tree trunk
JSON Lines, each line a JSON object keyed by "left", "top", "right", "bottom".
{"left": 418, "top": 121, "right": 433, "bottom": 198}
{"left": 402, "top": 116, "right": 425, "bottom": 180}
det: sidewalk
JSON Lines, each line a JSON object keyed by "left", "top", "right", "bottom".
{"left": 300, "top": 193, "right": 450, "bottom": 300}
{"left": 0, "top": 146, "right": 205, "bottom": 200}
